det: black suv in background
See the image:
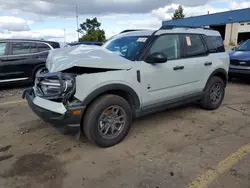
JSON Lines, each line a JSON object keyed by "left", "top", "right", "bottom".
{"left": 0, "top": 39, "right": 60, "bottom": 84}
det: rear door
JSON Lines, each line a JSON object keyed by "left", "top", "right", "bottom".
{"left": 178, "top": 34, "right": 209, "bottom": 94}
{"left": 1, "top": 41, "right": 39, "bottom": 82}
{"left": 203, "top": 35, "right": 228, "bottom": 85}
{"left": 0, "top": 41, "right": 52, "bottom": 83}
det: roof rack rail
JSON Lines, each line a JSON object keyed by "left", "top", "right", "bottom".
{"left": 160, "top": 25, "right": 213, "bottom": 30}
{"left": 120, "top": 29, "right": 146, "bottom": 34}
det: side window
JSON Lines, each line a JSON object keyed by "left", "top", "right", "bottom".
{"left": 0, "top": 42, "right": 7, "bottom": 56}
{"left": 204, "top": 36, "right": 225, "bottom": 53}
{"left": 182, "top": 35, "right": 206, "bottom": 57}
{"left": 37, "top": 43, "right": 51, "bottom": 52}
{"left": 12, "top": 42, "right": 37, "bottom": 55}
{"left": 149, "top": 35, "right": 180, "bottom": 60}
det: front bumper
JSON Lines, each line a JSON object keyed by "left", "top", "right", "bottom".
{"left": 23, "top": 88, "right": 85, "bottom": 130}
{"left": 229, "top": 68, "right": 250, "bottom": 77}
{"left": 229, "top": 65, "right": 250, "bottom": 77}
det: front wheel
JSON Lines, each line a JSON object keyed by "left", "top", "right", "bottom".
{"left": 200, "top": 76, "right": 225, "bottom": 110}
{"left": 83, "top": 94, "right": 132, "bottom": 147}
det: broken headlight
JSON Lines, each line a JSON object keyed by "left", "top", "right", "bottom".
{"left": 35, "top": 72, "right": 76, "bottom": 101}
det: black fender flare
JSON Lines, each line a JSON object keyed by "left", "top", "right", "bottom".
{"left": 81, "top": 84, "right": 141, "bottom": 109}
{"left": 204, "top": 68, "right": 228, "bottom": 90}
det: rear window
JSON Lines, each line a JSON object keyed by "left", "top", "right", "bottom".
{"left": 204, "top": 36, "right": 225, "bottom": 53}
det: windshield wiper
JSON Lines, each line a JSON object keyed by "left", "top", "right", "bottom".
{"left": 236, "top": 49, "right": 248, "bottom": 51}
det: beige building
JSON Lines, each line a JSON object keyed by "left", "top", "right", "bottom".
{"left": 162, "top": 8, "right": 250, "bottom": 47}
{"left": 225, "top": 22, "right": 250, "bottom": 46}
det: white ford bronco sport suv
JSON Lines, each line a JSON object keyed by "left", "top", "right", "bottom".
{"left": 23, "top": 26, "right": 229, "bottom": 147}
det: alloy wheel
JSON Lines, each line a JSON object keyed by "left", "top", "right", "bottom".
{"left": 98, "top": 105, "right": 126, "bottom": 139}
{"left": 210, "top": 83, "right": 222, "bottom": 104}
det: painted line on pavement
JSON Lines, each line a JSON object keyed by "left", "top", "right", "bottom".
{"left": 0, "top": 100, "right": 26, "bottom": 106}
{"left": 187, "top": 143, "right": 250, "bottom": 188}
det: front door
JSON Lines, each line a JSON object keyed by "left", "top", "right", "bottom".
{"left": 140, "top": 34, "right": 188, "bottom": 108}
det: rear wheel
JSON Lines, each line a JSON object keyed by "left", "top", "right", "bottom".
{"left": 33, "top": 67, "right": 47, "bottom": 82}
{"left": 200, "top": 76, "right": 225, "bottom": 110}
{"left": 83, "top": 94, "right": 132, "bottom": 147}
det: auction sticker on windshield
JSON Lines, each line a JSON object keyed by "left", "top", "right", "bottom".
{"left": 137, "top": 38, "right": 147, "bottom": 42}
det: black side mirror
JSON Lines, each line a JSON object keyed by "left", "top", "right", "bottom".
{"left": 145, "top": 52, "right": 168, "bottom": 64}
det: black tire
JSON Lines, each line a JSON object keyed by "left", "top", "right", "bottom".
{"left": 200, "top": 76, "right": 225, "bottom": 110}
{"left": 83, "top": 94, "right": 132, "bottom": 147}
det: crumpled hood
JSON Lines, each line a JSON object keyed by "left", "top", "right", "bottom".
{"left": 229, "top": 51, "right": 250, "bottom": 61}
{"left": 46, "top": 45, "right": 133, "bottom": 72}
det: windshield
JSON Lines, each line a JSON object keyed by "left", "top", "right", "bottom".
{"left": 103, "top": 36, "right": 149, "bottom": 61}
{"left": 236, "top": 40, "right": 250, "bottom": 51}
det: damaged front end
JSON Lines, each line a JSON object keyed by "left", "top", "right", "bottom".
{"left": 34, "top": 70, "right": 76, "bottom": 103}
{"left": 22, "top": 69, "right": 85, "bottom": 132}
{"left": 22, "top": 44, "right": 133, "bottom": 133}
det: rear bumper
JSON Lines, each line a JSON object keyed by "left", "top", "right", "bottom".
{"left": 23, "top": 88, "right": 85, "bottom": 130}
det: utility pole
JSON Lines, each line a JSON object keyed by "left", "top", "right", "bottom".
{"left": 64, "top": 29, "right": 66, "bottom": 43}
{"left": 76, "top": 5, "right": 80, "bottom": 41}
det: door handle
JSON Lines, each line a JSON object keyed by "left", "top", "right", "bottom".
{"left": 173, "top": 66, "right": 184, "bottom": 70}
{"left": 204, "top": 62, "right": 212, "bottom": 66}
{"left": 0, "top": 59, "right": 8, "bottom": 62}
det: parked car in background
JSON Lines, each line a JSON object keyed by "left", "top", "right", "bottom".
{"left": 0, "top": 39, "right": 60, "bottom": 84}
{"left": 23, "top": 26, "right": 229, "bottom": 147}
{"left": 67, "top": 41, "right": 103, "bottom": 47}
{"left": 229, "top": 39, "right": 250, "bottom": 79}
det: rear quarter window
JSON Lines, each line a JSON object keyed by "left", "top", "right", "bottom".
{"left": 204, "top": 36, "right": 225, "bottom": 53}
{"left": 37, "top": 43, "right": 51, "bottom": 52}
{"left": 49, "top": 42, "right": 60, "bottom": 49}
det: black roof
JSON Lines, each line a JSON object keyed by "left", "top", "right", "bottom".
{"left": 160, "top": 25, "right": 213, "bottom": 30}
{"left": 0, "top": 38, "right": 59, "bottom": 43}
{"left": 0, "top": 39, "right": 60, "bottom": 48}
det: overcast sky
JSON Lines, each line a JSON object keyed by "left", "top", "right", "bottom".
{"left": 0, "top": 0, "right": 249, "bottom": 42}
